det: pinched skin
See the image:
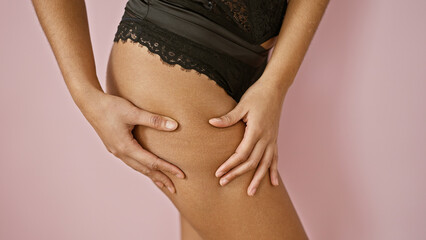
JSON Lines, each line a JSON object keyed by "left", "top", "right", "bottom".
{"left": 106, "top": 40, "right": 307, "bottom": 240}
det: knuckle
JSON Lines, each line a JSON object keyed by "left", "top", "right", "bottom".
{"left": 162, "top": 180, "right": 171, "bottom": 187}
{"left": 248, "top": 160, "right": 258, "bottom": 170}
{"left": 153, "top": 180, "right": 164, "bottom": 188}
{"left": 140, "top": 167, "right": 151, "bottom": 175}
{"left": 150, "top": 157, "right": 161, "bottom": 170}
{"left": 150, "top": 173, "right": 161, "bottom": 182}
{"left": 226, "top": 173, "right": 235, "bottom": 180}
{"left": 267, "top": 159, "right": 273, "bottom": 167}
{"left": 222, "top": 114, "right": 233, "bottom": 123}
{"left": 126, "top": 161, "right": 151, "bottom": 176}
{"left": 260, "top": 153, "right": 270, "bottom": 164}
{"left": 149, "top": 115, "right": 163, "bottom": 128}
{"left": 160, "top": 178, "right": 171, "bottom": 187}
{"left": 233, "top": 153, "right": 246, "bottom": 163}
{"left": 164, "top": 180, "right": 172, "bottom": 188}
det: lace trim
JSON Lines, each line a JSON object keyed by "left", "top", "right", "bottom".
{"left": 114, "top": 21, "right": 210, "bottom": 76}
{"left": 112, "top": 11, "right": 245, "bottom": 101}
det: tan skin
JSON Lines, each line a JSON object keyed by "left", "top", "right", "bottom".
{"left": 210, "top": 0, "right": 331, "bottom": 195}
{"left": 106, "top": 37, "right": 306, "bottom": 239}
{"left": 32, "top": 0, "right": 329, "bottom": 238}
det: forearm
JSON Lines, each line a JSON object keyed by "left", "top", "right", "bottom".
{"left": 31, "top": 0, "right": 104, "bottom": 110}
{"left": 261, "top": 0, "right": 330, "bottom": 91}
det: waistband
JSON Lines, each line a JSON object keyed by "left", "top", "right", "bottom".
{"left": 124, "top": 0, "right": 269, "bottom": 68}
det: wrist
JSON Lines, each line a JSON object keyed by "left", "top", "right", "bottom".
{"left": 70, "top": 84, "right": 106, "bottom": 113}
{"left": 257, "top": 74, "right": 292, "bottom": 100}
{"left": 260, "top": 58, "right": 298, "bottom": 92}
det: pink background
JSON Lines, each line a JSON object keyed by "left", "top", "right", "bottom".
{"left": 1, "top": 0, "right": 425, "bottom": 239}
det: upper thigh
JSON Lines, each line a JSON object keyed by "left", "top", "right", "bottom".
{"left": 106, "top": 41, "right": 306, "bottom": 240}
{"left": 106, "top": 39, "right": 245, "bottom": 175}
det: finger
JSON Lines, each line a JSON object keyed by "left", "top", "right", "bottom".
{"left": 122, "top": 157, "right": 176, "bottom": 194}
{"left": 150, "top": 171, "right": 176, "bottom": 194}
{"left": 215, "top": 127, "right": 260, "bottom": 178}
{"left": 247, "top": 144, "right": 275, "bottom": 196}
{"left": 208, "top": 103, "right": 246, "bottom": 127}
{"left": 270, "top": 144, "right": 280, "bottom": 186}
{"left": 122, "top": 156, "right": 153, "bottom": 175}
{"left": 126, "top": 138, "right": 185, "bottom": 179}
{"left": 154, "top": 181, "right": 164, "bottom": 188}
{"left": 127, "top": 107, "right": 179, "bottom": 131}
{"left": 219, "top": 140, "right": 267, "bottom": 186}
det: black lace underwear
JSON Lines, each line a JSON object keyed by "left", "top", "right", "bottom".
{"left": 113, "top": 0, "right": 287, "bottom": 103}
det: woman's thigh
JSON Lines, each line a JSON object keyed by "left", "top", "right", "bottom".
{"left": 106, "top": 40, "right": 307, "bottom": 240}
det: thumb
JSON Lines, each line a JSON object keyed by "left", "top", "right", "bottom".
{"left": 129, "top": 108, "right": 178, "bottom": 131}
{"left": 208, "top": 104, "right": 246, "bottom": 127}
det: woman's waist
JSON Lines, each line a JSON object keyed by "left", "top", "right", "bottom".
{"left": 123, "top": 0, "right": 269, "bottom": 68}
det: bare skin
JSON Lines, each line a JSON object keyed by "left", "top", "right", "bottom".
{"left": 106, "top": 39, "right": 308, "bottom": 239}
{"left": 208, "top": 0, "right": 331, "bottom": 197}
{"left": 31, "top": 0, "right": 187, "bottom": 193}
{"left": 32, "top": 0, "right": 329, "bottom": 238}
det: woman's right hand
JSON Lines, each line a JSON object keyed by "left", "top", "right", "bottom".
{"left": 31, "top": 0, "right": 183, "bottom": 193}
{"left": 80, "top": 91, "right": 185, "bottom": 194}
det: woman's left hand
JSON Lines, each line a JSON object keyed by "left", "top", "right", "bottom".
{"left": 208, "top": 76, "right": 288, "bottom": 196}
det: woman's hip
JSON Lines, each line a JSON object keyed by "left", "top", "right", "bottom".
{"left": 106, "top": 39, "right": 245, "bottom": 173}
{"left": 105, "top": 41, "right": 306, "bottom": 240}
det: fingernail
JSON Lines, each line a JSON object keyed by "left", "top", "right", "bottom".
{"left": 248, "top": 187, "right": 256, "bottom": 196}
{"left": 220, "top": 178, "right": 228, "bottom": 186}
{"left": 209, "top": 118, "right": 221, "bottom": 124}
{"left": 273, "top": 177, "right": 279, "bottom": 186}
{"left": 154, "top": 181, "right": 163, "bottom": 188}
{"left": 167, "top": 186, "right": 174, "bottom": 193}
{"left": 215, "top": 170, "right": 223, "bottom": 177}
{"left": 165, "top": 120, "right": 177, "bottom": 130}
{"left": 176, "top": 173, "right": 185, "bottom": 179}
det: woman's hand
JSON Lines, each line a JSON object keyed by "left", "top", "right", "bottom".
{"left": 208, "top": 77, "right": 288, "bottom": 196}
{"left": 80, "top": 91, "right": 185, "bottom": 194}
